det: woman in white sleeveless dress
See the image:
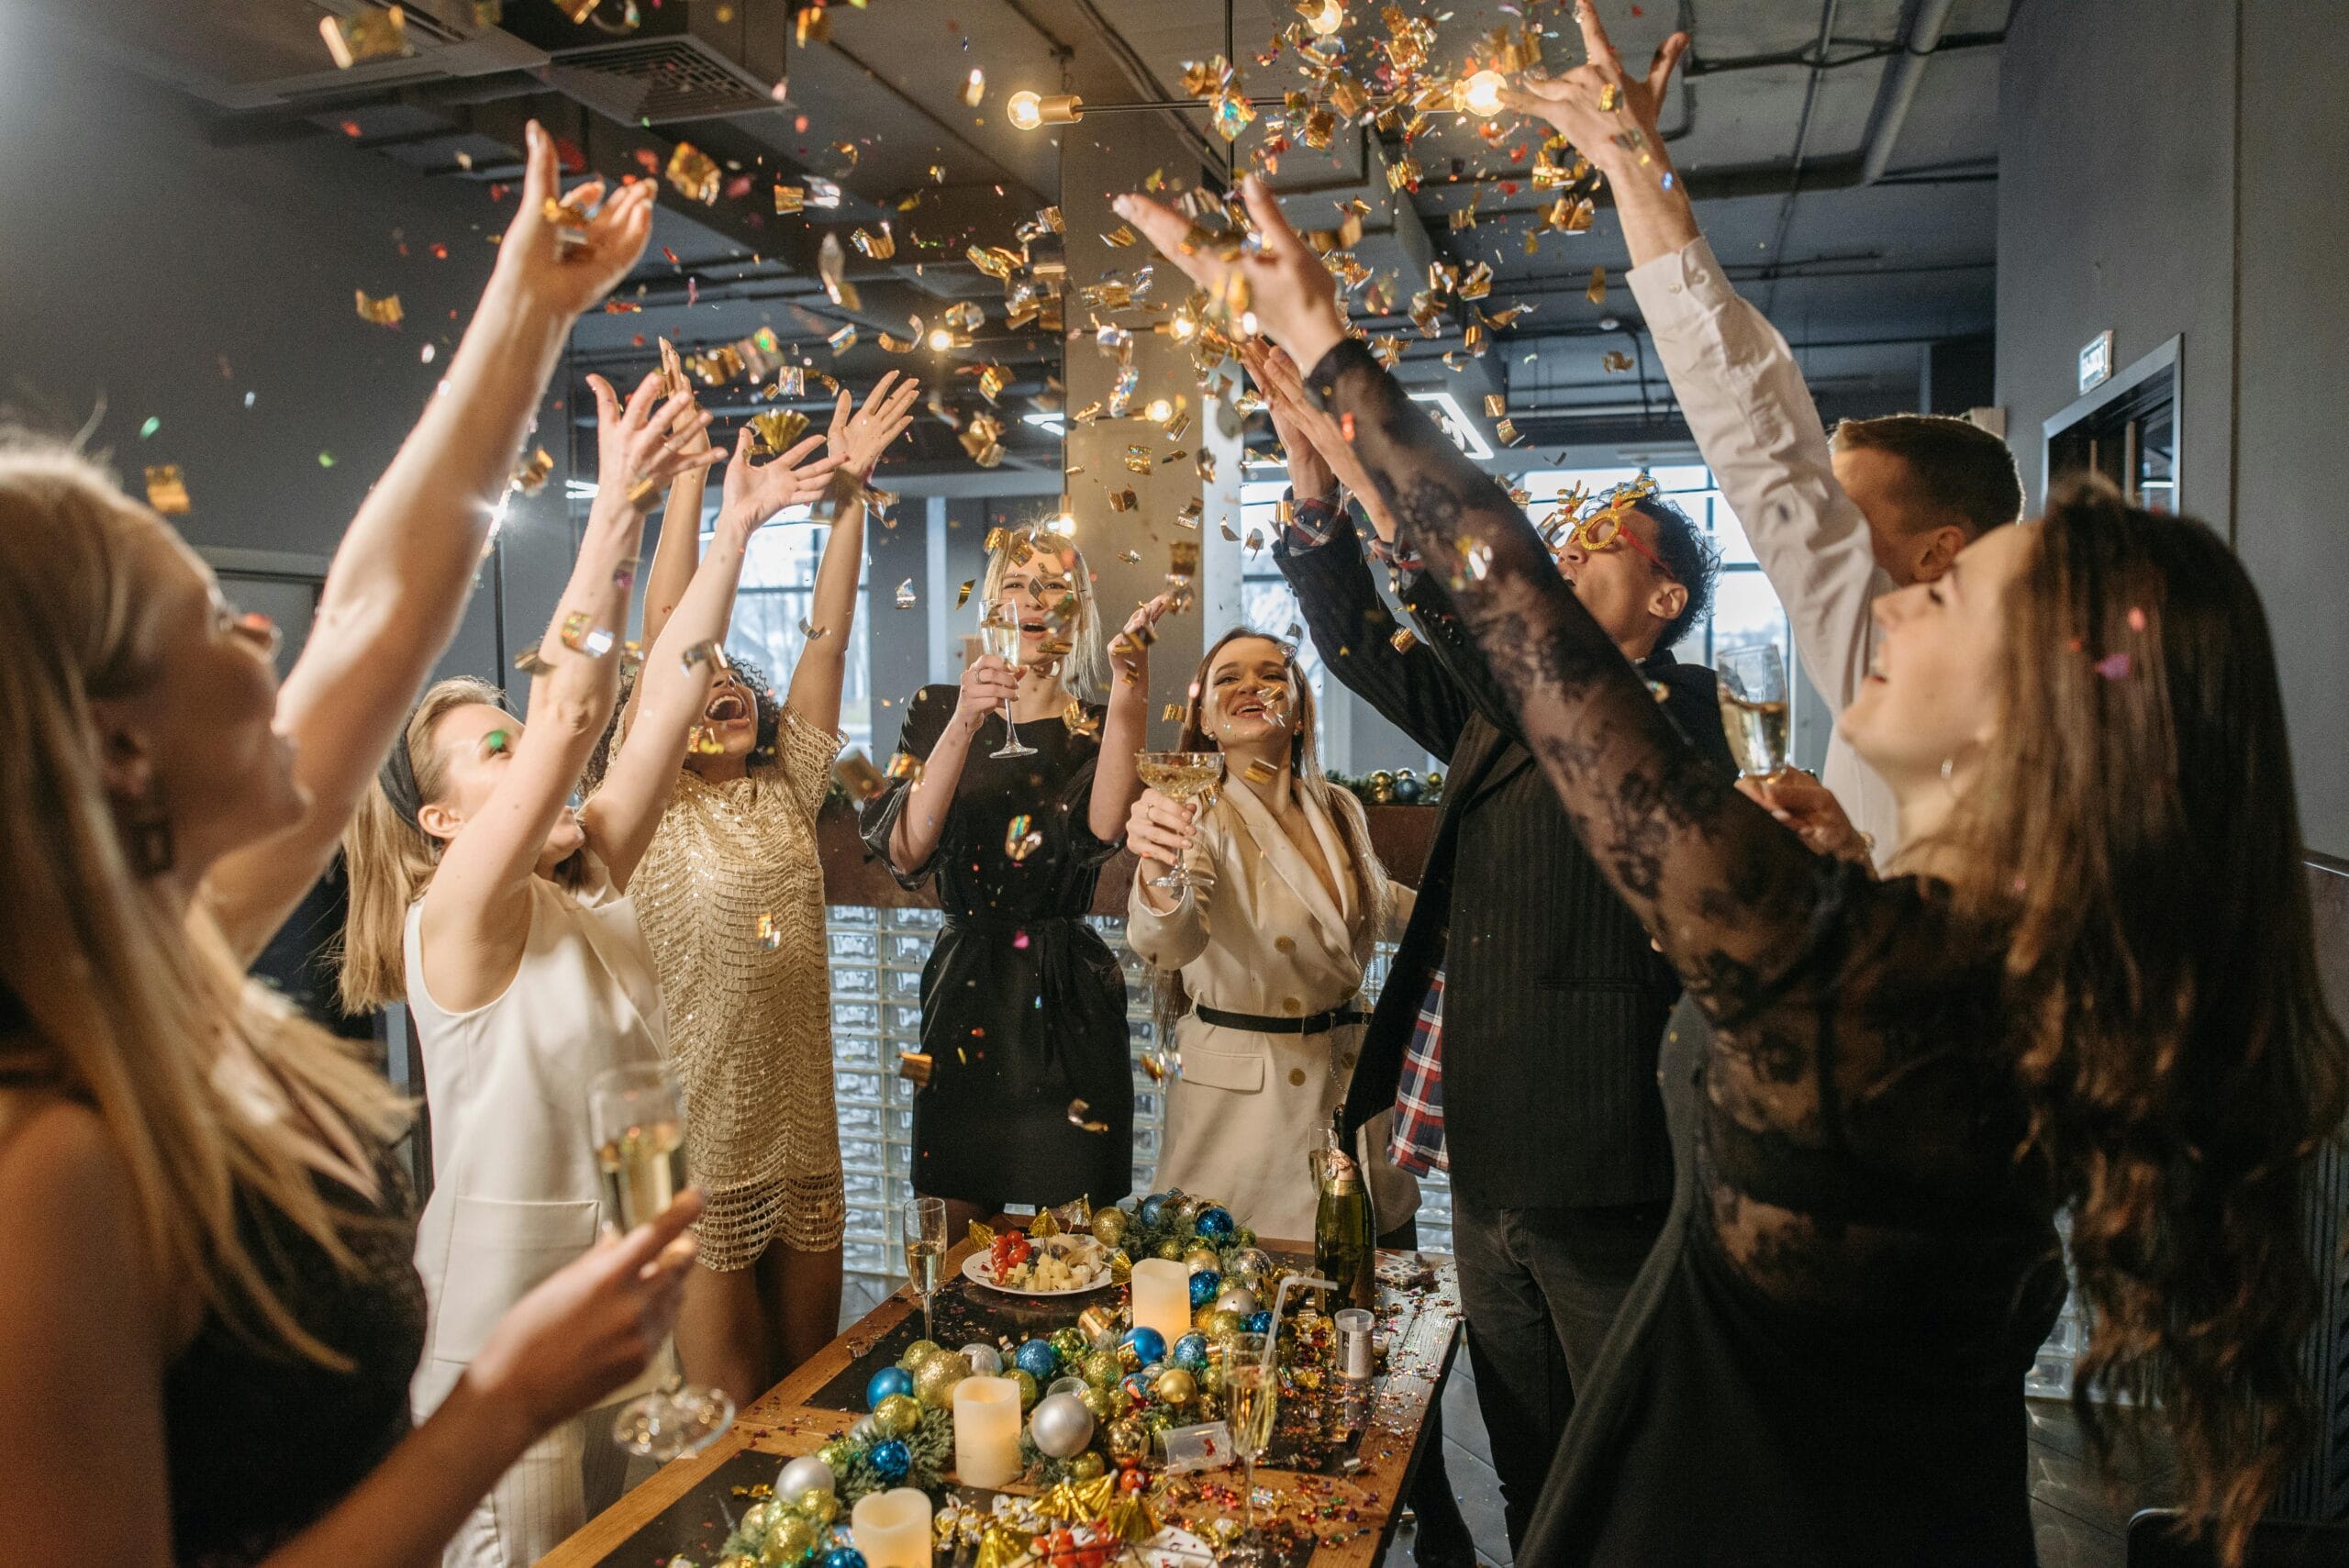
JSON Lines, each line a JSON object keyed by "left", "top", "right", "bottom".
{"left": 339, "top": 382, "right": 836, "bottom": 1568}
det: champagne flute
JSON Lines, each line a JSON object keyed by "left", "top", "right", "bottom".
{"left": 978, "top": 613, "right": 1036, "bottom": 760}
{"left": 589, "top": 1065, "right": 736, "bottom": 1462}
{"left": 1717, "top": 644, "right": 1793, "bottom": 781}
{"left": 1134, "top": 751, "right": 1226, "bottom": 894}
{"left": 901, "top": 1195, "right": 949, "bottom": 1345}
{"left": 1222, "top": 1330, "right": 1276, "bottom": 1563}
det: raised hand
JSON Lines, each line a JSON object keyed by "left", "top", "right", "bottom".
{"left": 585, "top": 372, "right": 723, "bottom": 520}
{"left": 1502, "top": 4, "right": 1690, "bottom": 181}
{"left": 1735, "top": 770, "right": 1873, "bottom": 866}
{"left": 717, "top": 428, "right": 842, "bottom": 531}
{"left": 827, "top": 371, "right": 923, "bottom": 483}
{"left": 952, "top": 654, "right": 1021, "bottom": 735}
{"left": 1237, "top": 341, "right": 1336, "bottom": 501}
{"left": 1109, "top": 594, "right": 1175, "bottom": 686}
{"left": 1112, "top": 176, "right": 1347, "bottom": 371}
{"left": 495, "top": 121, "right": 660, "bottom": 320}
{"left": 1125, "top": 787, "right": 1198, "bottom": 868}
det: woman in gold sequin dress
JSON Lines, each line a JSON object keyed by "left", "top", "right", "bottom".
{"left": 612, "top": 373, "right": 919, "bottom": 1406}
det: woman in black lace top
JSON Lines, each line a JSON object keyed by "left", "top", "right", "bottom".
{"left": 1119, "top": 138, "right": 2346, "bottom": 1563}
{"left": 0, "top": 124, "right": 697, "bottom": 1568}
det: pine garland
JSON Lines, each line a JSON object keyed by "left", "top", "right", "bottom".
{"left": 837, "top": 1406, "right": 954, "bottom": 1505}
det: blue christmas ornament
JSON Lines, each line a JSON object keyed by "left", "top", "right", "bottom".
{"left": 1188, "top": 1268, "right": 1222, "bottom": 1307}
{"left": 822, "top": 1551, "right": 867, "bottom": 1568}
{"left": 1243, "top": 1309, "right": 1274, "bottom": 1335}
{"left": 864, "top": 1366, "right": 914, "bottom": 1409}
{"left": 1194, "top": 1206, "right": 1235, "bottom": 1238}
{"left": 1136, "top": 1192, "right": 1166, "bottom": 1226}
{"left": 1119, "top": 1325, "right": 1166, "bottom": 1366}
{"left": 1172, "top": 1331, "right": 1209, "bottom": 1371}
{"left": 1121, "top": 1369, "right": 1155, "bottom": 1403}
{"left": 1014, "top": 1338, "right": 1061, "bottom": 1380}
{"left": 868, "top": 1438, "right": 911, "bottom": 1482}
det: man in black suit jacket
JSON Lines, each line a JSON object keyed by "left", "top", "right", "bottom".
{"left": 1268, "top": 418, "right": 1734, "bottom": 1547}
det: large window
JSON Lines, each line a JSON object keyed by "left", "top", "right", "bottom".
{"left": 712, "top": 514, "right": 873, "bottom": 751}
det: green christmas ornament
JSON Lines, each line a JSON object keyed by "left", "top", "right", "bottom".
{"left": 1154, "top": 1238, "right": 1186, "bottom": 1260}
{"left": 1204, "top": 1309, "right": 1243, "bottom": 1339}
{"left": 1049, "top": 1326, "right": 1090, "bottom": 1363}
{"left": 897, "top": 1339, "right": 943, "bottom": 1373}
{"left": 1199, "top": 1362, "right": 1227, "bottom": 1398}
{"left": 816, "top": 1440, "right": 859, "bottom": 1474}
{"left": 914, "top": 1351, "right": 969, "bottom": 1408}
{"left": 1068, "top": 1452, "right": 1108, "bottom": 1482}
{"left": 763, "top": 1516, "right": 818, "bottom": 1564}
{"left": 1080, "top": 1385, "right": 1115, "bottom": 1422}
{"left": 1083, "top": 1349, "right": 1122, "bottom": 1388}
{"left": 740, "top": 1503, "right": 774, "bottom": 1537}
{"left": 1011, "top": 1368, "right": 1040, "bottom": 1409}
{"left": 873, "top": 1393, "right": 922, "bottom": 1438}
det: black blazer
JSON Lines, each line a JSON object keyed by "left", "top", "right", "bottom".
{"left": 1276, "top": 506, "right": 1736, "bottom": 1210}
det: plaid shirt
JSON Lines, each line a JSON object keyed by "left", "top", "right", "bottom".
{"left": 1386, "top": 969, "right": 1448, "bottom": 1174}
{"left": 1285, "top": 489, "right": 1427, "bottom": 585}
{"left": 1286, "top": 489, "right": 1446, "bottom": 1174}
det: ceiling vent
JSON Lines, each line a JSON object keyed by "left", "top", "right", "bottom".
{"left": 497, "top": 0, "right": 790, "bottom": 126}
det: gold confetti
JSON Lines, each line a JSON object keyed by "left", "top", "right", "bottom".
{"left": 898, "top": 1051, "right": 933, "bottom": 1087}
{"left": 354, "top": 290, "right": 403, "bottom": 327}
{"left": 827, "top": 324, "right": 858, "bottom": 354}
{"left": 560, "top": 611, "right": 614, "bottom": 658}
{"left": 1004, "top": 813, "right": 1042, "bottom": 862}
{"left": 1102, "top": 224, "right": 1138, "bottom": 248}
{"left": 774, "top": 183, "right": 806, "bottom": 214}
{"left": 885, "top": 751, "right": 924, "bottom": 783}
{"left": 832, "top": 139, "right": 860, "bottom": 170}
{"left": 1162, "top": 704, "right": 1186, "bottom": 722}
{"left": 798, "top": 616, "right": 829, "bottom": 640}
{"left": 1485, "top": 394, "right": 1507, "bottom": 418}
{"left": 1243, "top": 757, "right": 1278, "bottom": 785}
{"left": 852, "top": 223, "right": 896, "bottom": 261}
{"left": 1390, "top": 626, "right": 1419, "bottom": 653}
{"left": 1497, "top": 418, "right": 1520, "bottom": 445}
{"left": 1599, "top": 82, "right": 1620, "bottom": 113}
{"left": 950, "top": 578, "right": 976, "bottom": 610}
{"left": 963, "top": 67, "right": 985, "bottom": 106}
{"left": 509, "top": 446, "right": 553, "bottom": 496}
{"left": 1602, "top": 350, "right": 1635, "bottom": 373}
{"left": 1067, "top": 1099, "right": 1109, "bottom": 1134}
{"left": 833, "top": 749, "right": 888, "bottom": 801}
{"left": 1586, "top": 266, "right": 1608, "bottom": 306}
{"left": 319, "top": 6, "right": 410, "bottom": 68}
{"left": 513, "top": 641, "right": 555, "bottom": 676}
{"left": 756, "top": 913, "right": 783, "bottom": 951}
{"left": 1109, "top": 488, "right": 1138, "bottom": 513}
{"left": 1123, "top": 446, "right": 1153, "bottom": 475}
{"left": 686, "top": 724, "right": 726, "bottom": 756}
{"left": 818, "top": 231, "right": 860, "bottom": 311}
{"left": 749, "top": 408, "right": 809, "bottom": 455}
{"left": 679, "top": 639, "right": 730, "bottom": 674}
{"left": 664, "top": 142, "right": 720, "bottom": 205}
{"left": 895, "top": 578, "right": 917, "bottom": 609}
{"left": 143, "top": 464, "right": 189, "bottom": 516}
{"left": 553, "top": 0, "right": 595, "bottom": 18}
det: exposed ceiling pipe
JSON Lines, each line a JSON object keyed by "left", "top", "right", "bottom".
{"left": 1861, "top": 0, "right": 1965, "bottom": 184}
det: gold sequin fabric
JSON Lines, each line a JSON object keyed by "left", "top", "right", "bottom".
{"left": 628, "top": 710, "right": 847, "bottom": 1268}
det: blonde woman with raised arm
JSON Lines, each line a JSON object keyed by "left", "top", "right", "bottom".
{"left": 337, "top": 370, "right": 836, "bottom": 1568}
{"left": 0, "top": 122, "right": 704, "bottom": 1568}
{"left": 609, "top": 371, "right": 917, "bottom": 1407}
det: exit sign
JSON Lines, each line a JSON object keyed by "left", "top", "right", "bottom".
{"left": 2078, "top": 330, "right": 2114, "bottom": 395}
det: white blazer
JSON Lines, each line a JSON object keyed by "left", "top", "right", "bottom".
{"left": 405, "top": 860, "right": 674, "bottom": 1418}
{"left": 1127, "top": 773, "right": 1419, "bottom": 1243}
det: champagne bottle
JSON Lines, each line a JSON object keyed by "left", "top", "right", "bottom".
{"left": 1313, "top": 1118, "right": 1377, "bottom": 1309}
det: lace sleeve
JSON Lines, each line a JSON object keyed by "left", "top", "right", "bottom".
{"left": 1307, "top": 338, "right": 1841, "bottom": 1028}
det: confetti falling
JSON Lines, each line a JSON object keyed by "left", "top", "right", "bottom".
{"left": 756, "top": 913, "right": 783, "bottom": 951}
{"left": 560, "top": 611, "right": 614, "bottom": 658}
{"left": 956, "top": 579, "right": 976, "bottom": 608}
{"left": 679, "top": 639, "right": 729, "bottom": 674}
{"left": 354, "top": 290, "right": 403, "bottom": 327}
{"left": 895, "top": 578, "right": 918, "bottom": 609}
{"left": 319, "top": 6, "right": 409, "bottom": 68}
{"left": 832, "top": 749, "right": 888, "bottom": 802}
{"left": 510, "top": 447, "right": 553, "bottom": 496}
{"left": 1003, "top": 813, "right": 1042, "bottom": 862}
{"left": 144, "top": 464, "right": 190, "bottom": 516}
{"left": 1066, "top": 1098, "right": 1109, "bottom": 1134}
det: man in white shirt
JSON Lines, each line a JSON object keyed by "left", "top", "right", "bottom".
{"left": 1517, "top": 27, "right": 2021, "bottom": 862}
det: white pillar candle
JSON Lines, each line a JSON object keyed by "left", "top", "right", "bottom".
{"left": 851, "top": 1487, "right": 932, "bottom": 1568}
{"left": 952, "top": 1374, "right": 1023, "bottom": 1488}
{"left": 1131, "top": 1257, "right": 1192, "bottom": 1344}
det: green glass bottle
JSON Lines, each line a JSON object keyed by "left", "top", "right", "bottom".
{"left": 1312, "top": 1118, "right": 1377, "bottom": 1309}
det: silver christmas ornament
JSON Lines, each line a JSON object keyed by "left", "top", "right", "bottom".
{"left": 962, "top": 1342, "right": 1005, "bottom": 1375}
{"left": 775, "top": 1454, "right": 836, "bottom": 1499}
{"left": 1213, "top": 1285, "right": 1262, "bottom": 1318}
{"left": 1029, "top": 1391, "right": 1097, "bottom": 1459}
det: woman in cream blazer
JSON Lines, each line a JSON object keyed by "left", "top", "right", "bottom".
{"left": 1124, "top": 628, "right": 1417, "bottom": 1243}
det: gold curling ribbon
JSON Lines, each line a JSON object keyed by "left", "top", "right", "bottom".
{"left": 1105, "top": 1493, "right": 1163, "bottom": 1544}
{"left": 974, "top": 1527, "right": 1032, "bottom": 1568}
{"left": 967, "top": 1219, "right": 997, "bottom": 1250}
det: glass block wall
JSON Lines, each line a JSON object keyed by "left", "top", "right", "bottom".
{"left": 825, "top": 904, "right": 2074, "bottom": 1396}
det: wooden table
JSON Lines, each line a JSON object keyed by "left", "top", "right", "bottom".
{"left": 542, "top": 1225, "right": 1462, "bottom": 1568}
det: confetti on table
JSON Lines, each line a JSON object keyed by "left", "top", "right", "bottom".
{"left": 144, "top": 464, "right": 190, "bottom": 516}
{"left": 355, "top": 290, "right": 404, "bottom": 327}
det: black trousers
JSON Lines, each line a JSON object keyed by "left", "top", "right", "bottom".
{"left": 1449, "top": 1195, "right": 1669, "bottom": 1549}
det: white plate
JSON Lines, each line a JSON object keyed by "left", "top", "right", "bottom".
{"left": 961, "top": 1234, "right": 1113, "bottom": 1296}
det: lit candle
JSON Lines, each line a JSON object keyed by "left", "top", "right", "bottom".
{"left": 952, "top": 1374, "right": 1022, "bottom": 1488}
{"left": 1131, "top": 1258, "right": 1192, "bottom": 1344}
{"left": 851, "top": 1487, "right": 932, "bottom": 1568}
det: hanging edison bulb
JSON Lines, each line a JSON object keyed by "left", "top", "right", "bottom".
{"left": 1301, "top": 0, "right": 1345, "bottom": 36}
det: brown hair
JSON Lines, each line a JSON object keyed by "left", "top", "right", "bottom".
{"left": 336, "top": 676, "right": 507, "bottom": 1013}
{"left": 1146, "top": 628, "right": 1391, "bottom": 1040}
{"left": 1944, "top": 475, "right": 2346, "bottom": 1564}
{"left": 0, "top": 439, "right": 407, "bottom": 1366}
{"left": 1831, "top": 413, "right": 2023, "bottom": 539}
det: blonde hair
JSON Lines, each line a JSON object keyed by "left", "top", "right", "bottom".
{"left": 1149, "top": 628, "right": 1391, "bottom": 1040}
{"left": 0, "top": 440, "right": 407, "bottom": 1366}
{"left": 977, "top": 528, "right": 1109, "bottom": 704}
{"left": 337, "top": 675, "right": 506, "bottom": 1013}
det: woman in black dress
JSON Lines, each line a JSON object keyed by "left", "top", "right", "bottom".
{"left": 863, "top": 528, "right": 1163, "bottom": 1233}
{"left": 1118, "top": 139, "right": 2346, "bottom": 1564}
{"left": 0, "top": 124, "right": 696, "bottom": 1567}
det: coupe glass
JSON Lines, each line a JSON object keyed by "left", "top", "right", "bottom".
{"left": 1133, "top": 751, "right": 1226, "bottom": 894}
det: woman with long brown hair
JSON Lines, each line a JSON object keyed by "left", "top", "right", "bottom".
{"left": 1116, "top": 40, "right": 2349, "bottom": 1557}
{"left": 0, "top": 122, "right": 703, "bottom": 1568}
{"left": 1122, "top": 628, "right": 1418, "bottom": 1240}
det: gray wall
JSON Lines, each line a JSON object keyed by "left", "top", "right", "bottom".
{"left": 1998, "top": 0, "right": 2349, "bottom": 855}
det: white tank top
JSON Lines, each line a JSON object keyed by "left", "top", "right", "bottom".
{"left": 404, "top": 859, "right": 671, "bottom": 1417}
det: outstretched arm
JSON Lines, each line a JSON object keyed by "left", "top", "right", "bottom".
{"left": 784, "top": 373, "right": 919, "bottom": 734}
{"left": 584, "top": 427, "right": 837, "bottom": 889}
{"left": 204, "top": 123, "right": 660, "bottom": 962}
{"left": 1089, "top": 595, "right": 1174, "bottom": 844}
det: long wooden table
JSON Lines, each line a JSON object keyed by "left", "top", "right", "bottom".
{"left": 542, "top": 1224, "right": 1462, "bottom": 1567}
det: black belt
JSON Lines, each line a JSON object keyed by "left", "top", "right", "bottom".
{"left": 1193, "top": 1002, "right": 1368, "bottom": 1036}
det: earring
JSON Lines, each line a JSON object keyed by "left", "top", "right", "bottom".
{"left": 1939, "top": 756, "right": 1956, "bottom": 783}
{"left": 128, "top": 812, "right": 175, "bottom": 877}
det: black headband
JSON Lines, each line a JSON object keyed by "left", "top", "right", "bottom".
{"left": 379, "top": 730, "right": 425, "bottom": 832}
